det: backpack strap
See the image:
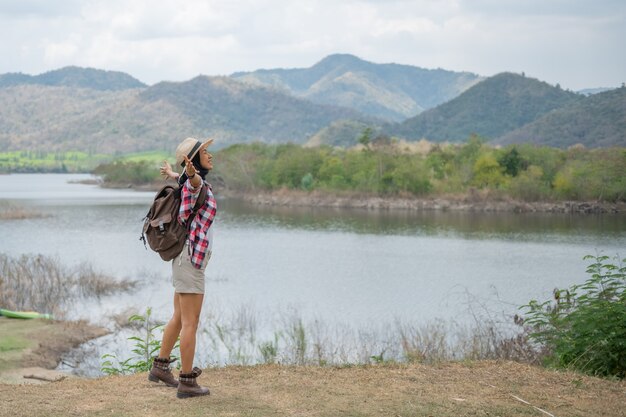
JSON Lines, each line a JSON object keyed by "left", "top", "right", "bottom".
{"left": 184, "top": 183, "right": 209, "bottom": 245}
{"left": 189, "top": 183, "right": 208, "bottom": 220}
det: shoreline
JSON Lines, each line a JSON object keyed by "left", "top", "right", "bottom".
{"left": 96, "top": 180, "right": 626, "bottom": 214}
{"left": 0, "top": 317, "right": 109, "bottom": 384}
{"left": 220, "top": 189, "right": 626, "bottom": 214}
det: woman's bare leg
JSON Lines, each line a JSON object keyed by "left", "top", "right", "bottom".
{"left": 178, "top": 292, "right": 204, "bottom": 373}
{"left": 158, "top": 293, "right": 182, "bottom": 359}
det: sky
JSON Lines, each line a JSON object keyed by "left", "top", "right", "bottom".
{"left": 1, "top": 0, "right": 625, "bottom": 90}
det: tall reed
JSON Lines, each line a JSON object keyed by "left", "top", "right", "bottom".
{"left": 0, "top": 253, "right": 137, "bottom": 318}
{"left": 198, "top": 307, "right": 543, "bottom": 368}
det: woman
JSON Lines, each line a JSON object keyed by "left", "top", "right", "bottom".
{"left": 148, "top": 137, "right": 217, "bottom": 399}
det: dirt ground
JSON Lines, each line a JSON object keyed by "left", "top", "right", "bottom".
{"left": 0, "top": 317, "right": 108, "bottom": 384}
{"left": 1, "top": 317, "right": 624, "bottom": 416}
{"left": 0, "top": 361, "right": 624, "bottom": 417}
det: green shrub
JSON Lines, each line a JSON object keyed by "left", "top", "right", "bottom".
{"left": 508, "top": 165, "right": 551, "bottom": 201}
{"left": 522, "top": 255, "right": 626, "bottom": 378}
{"left": 101, "top": 308, "right": 175, "bottom": 375}
{"left": 387, "top": 159, "right": 432, "bottom": 195}
{"left": 472, "top": 153, "right": 507, "bottom": 188}
{"left": 93, "top": 160, "right": 160, "bottom": 185}
{"left": 300, "top": 173, "right": 315, "bottom": 191}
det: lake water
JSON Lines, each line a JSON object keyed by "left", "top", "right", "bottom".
{"left": 1, "top": 173, "right": 625, "bottom": 373}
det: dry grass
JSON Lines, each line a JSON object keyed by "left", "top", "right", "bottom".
{"left": 0, "top": 361, "right": 624, "bottom": 417}
{"left": 0, "top": 253, "right": 138, "bottom": 318}
{"left": 0, "top": 206, "right": 48, "bottom": 220}
{"left": 201, "top": 309, "right": 544, "bottom": 368}
{"left": 0, "top": 318, "right": 108, "bottom": 374}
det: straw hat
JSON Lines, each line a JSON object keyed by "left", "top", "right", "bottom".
{"left": 175, "top": 137, "right": 214, "bottom": 168}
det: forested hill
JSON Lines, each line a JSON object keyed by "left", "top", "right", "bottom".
{"left": 139, "top": 76, "right": 369, "bottom": 143}
{"left": 231, "top": 54, "right": 482, "bottom": 122}
{"left": 0, "top": 76, "right": 371, "bottom": 153}
{"left": 497, "top": 86, "right": 626, "bottom": 147}
{"left": 389, "top": 73, "right": 583, "bottom": 142}
{"left": 0, "top": 66, "right": 146, "bottom": 91}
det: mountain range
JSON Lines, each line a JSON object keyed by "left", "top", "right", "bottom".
{"left": 0, "top": 55, "right": 624, "bottom": 153}
{"left": 0, "top": 66, "right": 146, "bottom": 91}
{"left": 232, "top": 54, "right": 482, "bottom": 122}
{"left": 389, "top": 73, "right": 583, "bottom": 142}
{"left": 0, "top": 76, "right": 368, "bottom": 153}
{"left": 497, "top": 87, "right": 626, "bottom": 148}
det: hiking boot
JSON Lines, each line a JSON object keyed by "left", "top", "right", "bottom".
{"left": 148, "top": 357, "right": 179, "bottom": 388}
{"left": 177, "top": 367, "right": 210, "bottom": 399}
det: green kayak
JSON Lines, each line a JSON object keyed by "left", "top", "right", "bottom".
{"left": 0, "top": 308, "right": 53, "bottom": 320}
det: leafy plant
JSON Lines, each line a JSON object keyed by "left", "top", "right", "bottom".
{"left": 521, "top": 254, "right": 626, "bottom": 378}
{"left": 101, "top": 308, "right": 177, "bottom": 375}
{"left": 258, "top": 333, "right": 281, "bottom": 364}
{"left": 300, "top": 173, "right": 314, "bottom": 191}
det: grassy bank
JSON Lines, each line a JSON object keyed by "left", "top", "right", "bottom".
{"left": 0, "top": 318, "right": 108, "bottom": 382}
{"left": 0, "top": 150, "right": 169, "bottom": 174}
{"left": 1, "top": 361, "right": 625, "bottom": 417}
{"left": 0, "top": 253, "right": 137, "bottom": 384}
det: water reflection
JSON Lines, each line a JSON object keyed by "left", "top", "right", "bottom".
{"left": 3, "top": 174, "right": 626, "bottom": 375}
{"left": 219, "top": 198, "right": 626, "bottom": 244}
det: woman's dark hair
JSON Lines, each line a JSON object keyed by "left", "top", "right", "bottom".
{"left": 178, "top": 151, "right": 208, "bottom": 185}
{"left": 192, "top": 152, "right": 209, "bottom": 179}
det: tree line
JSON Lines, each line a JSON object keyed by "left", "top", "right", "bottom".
{"left": 89, "top": 135, "right": 625, "bottom": 202}
{"left": 212, "top": 136, "right": 625, "bottom": 202}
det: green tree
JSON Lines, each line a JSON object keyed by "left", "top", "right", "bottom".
{"left": 472, "top": 153, "right": 506, "bottom": 188}
{"left": 508, "top": 165, "right": 550, "bottom": 201}
{"left": 388, "top": 158, "right": 432, "bottom": 195}
{"left": 317, "top": 156, "right": 346, "bottom": 188}
{"left": 454, "top": 135, "right": 485, "bottom": 185}
{"left": 426, "top": 145, "right": 454, "bottom": 180}
{"left": 358, "top": 127, "right": 373, "bottom": 149}
{"left": 498, "top": 147, "right": 527, "bottom": 177}
{"left": 268, "top": 145, "right": 324, "bottom": 189}
{"left": 300, "top": 173, "right": 314, "bottom": 191}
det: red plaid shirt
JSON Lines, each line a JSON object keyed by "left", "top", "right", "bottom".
{"left": 178, "top": 179, "right": 217, "bottom": 269}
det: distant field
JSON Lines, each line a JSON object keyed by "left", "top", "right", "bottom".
{"left": 116, "top": 150, "right": 171, "bottom": 164}
{"left": 0, "top": 150, "right": 171, "bottom": 174}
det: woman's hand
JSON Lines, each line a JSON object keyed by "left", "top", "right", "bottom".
{"left": 183, "top": 155, "right": 201, "bottom": 188}
{"left": 160, "top": 160, "right": 177, "bottom": 180}
{"left": 183, "top": 155, "right": 197, "bottom": 178}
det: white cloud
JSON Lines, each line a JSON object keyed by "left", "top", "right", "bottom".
{"left": 0, "top": 0, "right": 83, "bottom": 17}
{"left": 43, "top": 34, "right": 81, "bottom": 65}
{"left": 0, "top": 0, "right": 624, "bottom": 89}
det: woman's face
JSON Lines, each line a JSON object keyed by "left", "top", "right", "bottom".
{"left": 199, "top": 148, "right": 213, "bottom": 171}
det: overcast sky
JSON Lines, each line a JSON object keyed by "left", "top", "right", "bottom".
{"left": 1, "top": 0, "right": 624, "bottom": 90}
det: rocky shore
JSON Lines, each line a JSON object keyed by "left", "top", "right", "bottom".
{"left": 98, "top": 178, "right": 626, "bottom": 214}
{"left": 222, "top": 189, "right": 626, "bottom": 214}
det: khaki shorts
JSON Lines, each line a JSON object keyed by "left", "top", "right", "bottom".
{"left": 171, "top": 244, "right": 210, "bottom": 294}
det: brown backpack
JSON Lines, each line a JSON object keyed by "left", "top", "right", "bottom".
{"left": 141, "top": 184, "right": 207, "bottom": 261}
